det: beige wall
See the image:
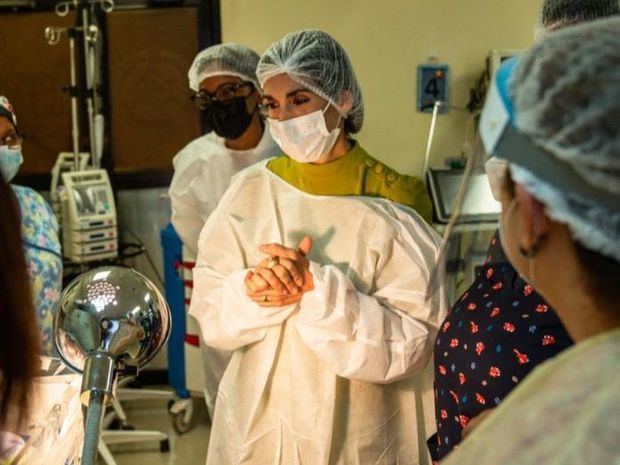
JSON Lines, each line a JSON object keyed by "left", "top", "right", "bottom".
{"left": 221, "top": 0, "right": 542, "bottom": 177}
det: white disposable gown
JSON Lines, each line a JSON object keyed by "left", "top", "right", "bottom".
{"left": 170, "top": 127, "right": 279, "bottom": 418}
{"left": 170, "top": 128, "right": 279, "bottom": 253}
{"left": 189, "top": 163, "right": 448, "bottom": 465}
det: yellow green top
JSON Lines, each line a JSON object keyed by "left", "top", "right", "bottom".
{"left": 267, "top": 142, "right": 433, "bottom": 223}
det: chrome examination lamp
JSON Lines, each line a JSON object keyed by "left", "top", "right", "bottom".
{"left": 54, "top": 266, "right": 171, "bottom": 465}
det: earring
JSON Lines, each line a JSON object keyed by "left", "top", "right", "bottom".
{"left": 519, "top": 244, "right": 538, "bottom": 285}
{"left": 518, "top": 245, "right": 536, "bottom": 257}
{"left": 528, "top": 256, "right": 536, "bottom": 286}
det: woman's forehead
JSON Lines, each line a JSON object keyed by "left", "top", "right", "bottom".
{"left": 263, "top": 73, "right": 311, "bottom": 97}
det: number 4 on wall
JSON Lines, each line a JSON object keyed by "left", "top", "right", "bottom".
{"left": 417, "top": 64, "right": 450, "bottom": 114}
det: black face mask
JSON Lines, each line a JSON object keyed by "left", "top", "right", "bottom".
{"left": 204, "top": 96, "right": 256, "bottom": 140}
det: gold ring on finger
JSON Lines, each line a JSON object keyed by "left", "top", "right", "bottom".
{"left": 266, "top": 256, "right": 279, "bottom": 269}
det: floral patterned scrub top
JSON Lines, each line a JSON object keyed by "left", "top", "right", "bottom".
{"left": 429, "top": 232, "right": 573, "bottom": 461}
{"left": 12, "top": 185, "right": 62, "bottom": 355}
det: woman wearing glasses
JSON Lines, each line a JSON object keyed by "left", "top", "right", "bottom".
{"left": 170, "top": 43, "right": 279, "bottom": 255}
{"left": 169, "top": 43, "right": 279, "bottom": 419}
{"left": 0, "top": 96, "right": 62, "bottom": 356}
{"left": 442, "top": 17, "right": 620, "bottom": 465}
{"left": 190, "top": 30, "right": 444, "bottom": 465}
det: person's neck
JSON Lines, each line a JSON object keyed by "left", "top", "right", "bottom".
{"left": 548, "top": 284, "right": 620, "bottom": 343}
{"left": 313, "top": 131, "right": 351, "bottom": 165}
{"left": 225, "top": 112, "right": 263, "bottom": 151}
{"left": 532, "top": 233, "right": 620, "bottom": 343}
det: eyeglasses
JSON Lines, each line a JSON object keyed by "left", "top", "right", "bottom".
{"left": 0, "top": 132, "right": 24, "bottom": 149}
{"left": 190, "top": 82, "right": 253, "bottom": 110}
{"left": 257, "top": 101, "right": 271, "bottom": 117}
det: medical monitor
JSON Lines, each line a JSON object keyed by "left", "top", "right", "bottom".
{"left": 427, "top": 168, "right": 501, "bottom": 224}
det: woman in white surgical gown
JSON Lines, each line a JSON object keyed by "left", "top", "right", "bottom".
{"left": 169, "top": 44, "right": 279, "bottom": 417}
{"left": 189, "top": 30, "right": 446, "bottom": 465}
{"left": 170, "top": 43, "right": 279, "bottom": 254}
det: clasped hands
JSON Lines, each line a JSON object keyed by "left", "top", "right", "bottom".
{"left": 244, "top": 236, "right": 314, "bottom": 307}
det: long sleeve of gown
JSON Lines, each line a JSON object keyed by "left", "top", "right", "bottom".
{"left": 190, "top": 266, "right": 297, "bottom": 351}
{"left": 169, "top": 156, "right": 217, "bottom": 254}
{"left": 295, "top": 220, "right": 445, "bottom": 384}
{"left": 188, "top": 200, "right": 297, "bottom": 351}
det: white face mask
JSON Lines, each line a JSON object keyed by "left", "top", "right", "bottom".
{"left": 268, "top": 102, "right": 341, "bottom": 164}
{"left": 0, "top": 146, "right": 23, "bottom": 182}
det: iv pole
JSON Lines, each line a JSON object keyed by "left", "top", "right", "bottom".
{"left": 45, "top": 0, "right": 114, "bottom": 171}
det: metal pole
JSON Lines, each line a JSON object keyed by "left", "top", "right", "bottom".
{"left": 68, "top": 31, "right": 81, "bottom": 172}
{"left": 83, "top": 6, "right": 97, "bottom": 167}
{"left": 79, "top": 352, "right": 115, "bottom": 465}
{"left": 81, "top": 391, "right": 105, "bottom": 465}
{"left": 422, "top": 101, "right": 444, "bottom": 182}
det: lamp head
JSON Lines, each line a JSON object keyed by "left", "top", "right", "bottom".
{"left": 54, "top": 266, "right": 171, "bottom": 375}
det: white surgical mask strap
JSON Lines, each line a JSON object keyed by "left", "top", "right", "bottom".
{"left": 322, "top": 101, "right": 343, "bottom": 131}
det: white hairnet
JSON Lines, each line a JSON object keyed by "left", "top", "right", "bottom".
{"left": 511, "top": 17, "right": 620, "bottom": 261}
{"left": 0, "top": 96, "right": 18, "bottom": 127}
{"left": 534, "top": 0, "right": 620, "bottom": 38}
{"left": 541, "top": 0, "right": 620, "bottom": 29}
{"left": 256, "top": 29, "right": 364, "bottom": 134}
{"left": 188, "top": 43, "right": 260, "bottom": 92}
